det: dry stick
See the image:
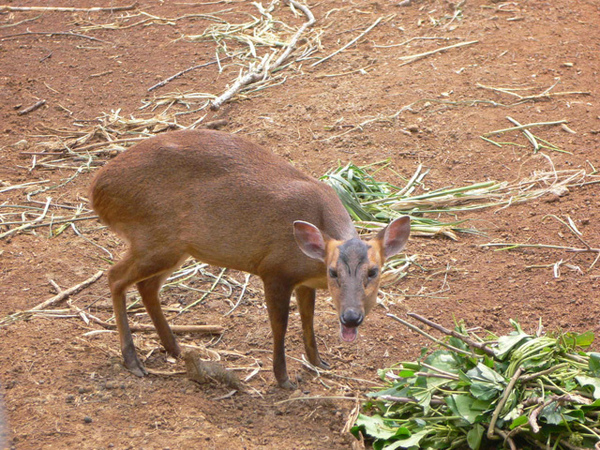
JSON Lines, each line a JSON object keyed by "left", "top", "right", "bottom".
{"left": 375, "top": 36, "right": 458, "bottom": 49}
{"left": 483, "top": 119, "right": 567, "bottom": 136}
{"left": 0, "top": 215, "right": 98, "bottom": 236}
{"left": 407, "top": 312, "right": 495, "bottom": 356}
{"left": 148, "top": 60, "right": 221, "bottom": 92}
{"left": 210, "top": 0, "right": 315, "bottom": 110}
{"left": 72, "top": 137, "right": 148, "bottom": 152}
{"left": 525, "top": 395, "right": 589, "bottom": 435}
{"left": 88, "top": 315, "right": 224, "bottom": 334}
{"left": 17, "top": 99, "right": 46, "bottom": 116}
{"left": 0, "top": 180, "right": 49, "bottom": 193}
{"left": 0, "top": 3, "right": 138, "bottom": 12}
{"left": 202, "top": 119, "right": 228, "bottom": 129}
{"left": 225, "top": 273, "right": 251, "bottom": 316}
{"left": 315, "top": 62, "right": 376, "bottom": 78}
{"left": 387, "top": 314, "right": 472, "bottom": 357}
{"left": 494, "top": 428, "right": 517, "bottom": 450}
{"left": 476, "top": 82, "right": 525, "bottom": 99}
{"left": 482, "top": 242, "right": 600, "bottom": 253}
{"left": 30, "top": 271, "right": 103, "bottom": 311}
{"left": 398, "top": 40, "right": 478, "bottom": 65}
{"left": 487, "top": 367, "right": 523, "bottom": 441}
{"left": 0, "top": 14, "right": 42, "bottom": 29}
{"left": 0, "top": 196, "right": 52, "bottom": 239}
{"left": 477, "top": 82, "right": 590, "bottom": 102}
{"left": 0, "top": 31, "right": 108, "bottom": 43}
{"left": 507, "top": 116, "right": 539, "bottom": 151}
{"left": 311, "top": 16, "right": 383, "bottom": 67}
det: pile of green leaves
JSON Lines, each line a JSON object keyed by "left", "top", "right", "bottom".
{"left": 320, "top": 162, "right": 475, "bottom": 240}
{"left": 352, "top": 317, "right": 600, "bottom": 449}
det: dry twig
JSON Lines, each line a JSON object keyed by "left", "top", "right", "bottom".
{"left": 311, "top": 16, "right": 383, "bottom": 67}
{"left": 0, "top": 3, "right": 138, "bottom": 12}
{"left": 148, "top": 60, "right": 222, "bottom": 92}
{"left": 407, "top": 313, "right": 495, "bottom": 355}
{"left": 210, "top": 0, "right": 316, "bottom": 109}
{"left": 17, "top": 100, "right": 46, "bottom": 116}
{"left": 89, "top": 316, "right": 224, "bottom": 335}
{"left": 399, "top": 40, "right": 478, "bottom": 65}
{"left": 0, "top": 31, "right": 109, "bottom": 43}
{"left": 31, "top": 271, "right": 104, "bottom": 311}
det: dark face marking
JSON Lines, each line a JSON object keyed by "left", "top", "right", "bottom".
{"left": 337, "top": 238, "right": 369, "bottom": 276}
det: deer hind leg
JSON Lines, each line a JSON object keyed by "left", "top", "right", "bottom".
{"left": 296, "top": 285, "right": 330, "bottom": 370}
{"left": 108, "top": 249, "right": 186, "bottom": 376}
{"left": 136, "top": 259, "right": 186, "bottom": 358}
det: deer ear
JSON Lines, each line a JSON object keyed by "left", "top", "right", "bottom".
{"left": 376, "top": 216, "right": 411, "bottom": 259}
{"left": 293, "top": 221, "right": 326, "bottom": 261}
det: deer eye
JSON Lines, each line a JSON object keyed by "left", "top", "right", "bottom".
{"left": 367, "top": 267, "right": 379, "bottom": 279}
{"left": 329, "top": 268, "right": 338, "bottom": 278}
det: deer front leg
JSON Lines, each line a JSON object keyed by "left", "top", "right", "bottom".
{"left": 296, "top": 285, "right": 330, "bottom": 370}
{"left": 263, "top": 279, "right": 295, "bottom": 389}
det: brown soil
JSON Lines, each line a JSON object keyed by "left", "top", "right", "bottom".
{"left": 1, "top": 0, "right": 599, "bottom": 449}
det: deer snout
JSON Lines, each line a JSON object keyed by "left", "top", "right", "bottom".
{"left": 340, "top": 308, "right": 364, "bottom": 328}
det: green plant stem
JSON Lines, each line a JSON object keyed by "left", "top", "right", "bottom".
{"left": 488, "top": 367, "right": 523, "bottom": 440}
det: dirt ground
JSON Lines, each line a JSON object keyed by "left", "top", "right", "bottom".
{"left": 1, "top": 0, "right": 599, "bottom": 449}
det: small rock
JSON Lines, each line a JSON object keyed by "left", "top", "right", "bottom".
{"left": 105, "top": 381, "right": 119, "bottom": 390}
{"left": 83, "top": 416, "right": 93, "bottom": 424}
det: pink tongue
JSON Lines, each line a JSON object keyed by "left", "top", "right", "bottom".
{"left": 341, "top": 324, "right": 358, "bottom": 342}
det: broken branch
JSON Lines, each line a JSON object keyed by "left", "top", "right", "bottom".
{"left": 17, "top": 99, "right": 46, "bottom": 116}
{"left": 31, "top": 271, "right": 104, "bottom": 311}
{"left": 89, "top": 315, "right": 224, "bottom": 334}
{"left": 0, "top": 3, "right": 138, "bottom": 12}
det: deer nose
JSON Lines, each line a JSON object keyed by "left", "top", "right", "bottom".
{"left": 340, "top": 309, "right": 364, "bottom": 327}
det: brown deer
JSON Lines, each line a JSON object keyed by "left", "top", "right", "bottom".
{"left": 90, "top": 129, "right": 410, "bottom": 389}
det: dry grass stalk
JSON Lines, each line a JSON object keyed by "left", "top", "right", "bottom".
{"left": 0, "top": 31, "right": 108, "bottom": 43}
{"left": 399, "top": 40, "right": 478, "bottom": 65}
{"left": 16, "top": 99, "right": 46, "bottom": 116}
{"left": 0, "top": 4, "right": 138, "bottom": 12}
{"left": 310, "top": 16, "right": 383, "bottom": 67}
{"left": 90, "top": 317, "right": 224, "bottom": 335}
{"left": 482, "top": 117, "right": 569, "bottom": 153}
{"left": 210, "top": 0, "right": 317, "bottom": 109}
{"left": 78, "top": 10, "right": 230, "bottom": 32}
{"left": 30, "top": 271, "right": 104, "bottom": 311}
{"left": 477, "top": 81, "right": 591, "bottom": 104}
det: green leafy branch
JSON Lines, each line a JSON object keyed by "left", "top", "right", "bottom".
{"left": 352, "top": 314, "right": 600, "bottom": 449}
